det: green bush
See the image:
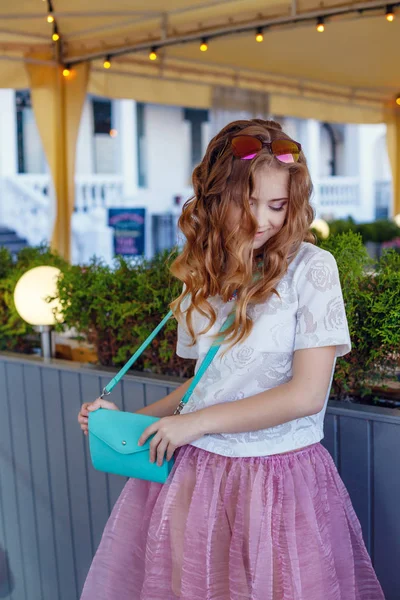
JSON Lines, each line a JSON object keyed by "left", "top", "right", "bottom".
{"left": 53, "top": 248, "right": 194, "bottom": 378}
{"left": 320, "top": 217, "right": 400, "bottom": 244}
{"left": 326, "top": 217, "right": 358, "bottom": 237}
{"left": 357, "top": 219, "right": 400, "bottom": 244}
{"left": 320, "top": 232, "right": 400, "bottom": 399}
{"left": 1, "top": 235, "right": 399, "bottom": 401}
{"left": 0, "top": 243, "right": 67, "bottom": 353}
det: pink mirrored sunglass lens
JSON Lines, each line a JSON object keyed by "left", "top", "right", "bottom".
{"left": 241, "top": 152, "right": 258, "bottom": 159}
{"left": 276, "top": 153, "right": 296, "bottom": 163}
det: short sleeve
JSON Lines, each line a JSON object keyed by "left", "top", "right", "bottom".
{"left": 294, "top": 250, "right": 352, "bottom": 357}
{"left": 176, "top": 285, "right": 199, "bottom": 359}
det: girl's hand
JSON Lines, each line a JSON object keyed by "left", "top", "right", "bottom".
{"left": 77, "top": 398, "right": 120, "bottom": 436}
{"left": 137, "top": 413, "right": 205, "bottom": 466}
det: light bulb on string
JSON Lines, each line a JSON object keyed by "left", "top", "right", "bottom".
{"left": 255, "top": 27, "right": 264, "bottom": 42}
{"left": 200, "top": 38, "right": 208, "bottom": 52}
{"left": 149, "top": 47, "right": 157, "bottom": 61}
{"left": 52, "top": 24, "right": 60, "bottom": 42}
{"left": 62, "top": 65, "right": 71, "bottom": 78}
{"left": 316, "top": 16, "right": 325, "bottom": 32}
{"left": 103, "top": 55, "right": 111, "bottom": 69}
{"left": 386, "top": 5, "right": 395, "bottom": 21}
{"left": 396, "top": 95, "right": 400, "bottom": 106}
{"left": 47, "top": 13, "right": 54, "bottom": 23}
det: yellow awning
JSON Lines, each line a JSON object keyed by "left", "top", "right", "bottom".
{"left": 0, "top": 1, "right": 398, "bottom": 258}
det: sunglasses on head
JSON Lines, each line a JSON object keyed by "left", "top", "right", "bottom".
{"left": 231, "top": 135, "right": 301, "bottom": 164}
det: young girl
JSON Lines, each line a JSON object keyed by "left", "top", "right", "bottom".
{"left": 78, "top": 119, "right": 385, "bottom": 599}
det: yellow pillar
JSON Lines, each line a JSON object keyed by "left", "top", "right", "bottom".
{"left": 385, "top": 105, "right": 400, "bottom": 217}
{"left": 25, "top": 59, "right": 90, "bottom": 260}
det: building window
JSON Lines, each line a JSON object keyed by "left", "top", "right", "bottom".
{"left": 91, "top": 97, "right": 118, "bottom": 174}
{"left": 15, "top": 90, "right": 46, "bottom": 174}
{"left": 136, "top": 102, "right": 147, "bottom": 188}
{"left": 92, "top": 98, "right": 112, "bottom": 134}
{"left": 184, "top": 108, "right": 209, "bottom": 172}
{"left": 321, "top": 123, "right": 337, "bottom": 177}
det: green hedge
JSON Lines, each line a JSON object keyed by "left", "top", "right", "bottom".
{"left": 319, "top": 232, "right": 400, "bottom": 399}
{"left": 312, "top": 217, "right": 400, "bottom": 244}
{"left": 52, "top": 248, "right": 194, "bottom": 379}
{"left": 0, "top": 235, "right": 399, "bottom": 400}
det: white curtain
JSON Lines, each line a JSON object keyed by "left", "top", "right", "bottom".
{"left": 209, "top": 86, "right": 270, "bottom": 136}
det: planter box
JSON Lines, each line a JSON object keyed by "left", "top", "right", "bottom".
{"left": 0, "top": 351, "right": 398, "bottom": 599}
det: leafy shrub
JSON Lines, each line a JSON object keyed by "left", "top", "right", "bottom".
{"left": 53, "top": 248, "right": 194, "bottom": 378}
{"left": 2, "top": 235, "right": 399, "bottom": 401}
{"left": 319, "top": 217, "right": 400, "bottom": 244}
{"left": 320, "top": 232, "right": 400, "bottom": 399}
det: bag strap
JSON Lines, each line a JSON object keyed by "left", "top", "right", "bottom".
{"left": 100, "top": 294, "right": 236, "bottom": 409}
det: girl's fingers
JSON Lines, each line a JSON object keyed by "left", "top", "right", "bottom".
{"left": 87, "top": 398, "right": 119, "bottom": 412}
{"left": 156, "top": 439, "right": 169, "bottom": 466}
{"left": 149, "top": 432, "right": 162, "bottom": 463}
{"left": 166, "top": 443, "right": 176, "bottom": 462}
{"left": 80, "top": 402, "right": 90, "bottom": 417}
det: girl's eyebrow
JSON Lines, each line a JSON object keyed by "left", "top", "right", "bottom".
{"left": 250, "top": 196, "right": 289, "bottom": 202}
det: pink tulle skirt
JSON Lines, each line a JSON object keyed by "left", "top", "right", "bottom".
{"left": 80, "top": 442, "right": 384, "bottom": 600}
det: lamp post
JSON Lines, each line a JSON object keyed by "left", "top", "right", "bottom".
{"left": 13, "top": 266, "right": 63, "bottom": 359}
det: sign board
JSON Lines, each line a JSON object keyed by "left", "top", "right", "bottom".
{"left": 108, "top": 208, "right": 146, "bottom": 256}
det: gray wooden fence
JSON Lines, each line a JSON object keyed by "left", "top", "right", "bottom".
{"left": 0, "top": 352, "right": 398, "bottom": 599}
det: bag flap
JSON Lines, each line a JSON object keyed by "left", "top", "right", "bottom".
{"left": 89, "top": 409, "right": 159, "bottom": 455}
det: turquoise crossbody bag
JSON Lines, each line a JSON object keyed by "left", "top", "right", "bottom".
{"left": 88, "top": 297, "right": 236, "bottom": 484}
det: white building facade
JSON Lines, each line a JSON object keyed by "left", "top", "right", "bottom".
{"left": 0, "top": 88, "right": 393, "bottom": 264}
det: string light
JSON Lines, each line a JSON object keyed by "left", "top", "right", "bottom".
{"left": 396, "top": 95, "right": 400, "bottom": 106}
{"left": 52, "top": 24, "right": 60, "bottom": 42}
{"left": 110, "top": 129, "right": 118, "bottom": 138}
{"left": 62, "top": 65, "right": 71, "bottom": 77}
{"left": 255, "top": 27, "right": 264, "bottom": 42}
{"left": 103, "top": 55, "right": 111, "bottom": 69}
{"left": 47, "top": 13, "right": 54, "bottom": 23}
{"left": 316, "top": 16, "right": 325, "bottom": 32}
{"left": 386, "top": 5, "right": 395, "bottom": 20}
{"left": 149, "top": 47, "right": 158, "bottom": 60}
{"left": 200, "top": 38, "right": 208, "bottom": 51}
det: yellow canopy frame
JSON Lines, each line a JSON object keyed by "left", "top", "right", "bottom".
{"left": 0, "top": 1, "right": 398, "bottom": 259}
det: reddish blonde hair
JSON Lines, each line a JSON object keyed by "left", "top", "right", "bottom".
{"left": 169, "top": 118, "right": 316, "bottom": 358}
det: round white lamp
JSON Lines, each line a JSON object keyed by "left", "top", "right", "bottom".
{"left": 14, "top": 266, "right": 63, "bottom": 359}
{"left": 393, "top": 213, "right": 400, "bottom": 228}
{"left": 311, "top": 218, "right": 330, "bottom": 240}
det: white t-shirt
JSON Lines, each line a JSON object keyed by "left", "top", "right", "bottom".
{"left": 176, "top": 242, "right": 352, "bottom": 457}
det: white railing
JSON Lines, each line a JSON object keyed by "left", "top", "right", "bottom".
{"left": 316, "top": 177, "right": 360, "bottom": 207}
{"left": 75, "top": 175, "right": 124, "bottom": 212}
{"left": 0, "top": 174, "right": 124, "bottom": 258}
{"left": 2, "top": 173, "right": 125, "bottom": 213}
{"left": 14, "top": 174, "right": 51, "bottom": 198}
{"left": 0, "top": 176, "right": 52, "bottom": 246}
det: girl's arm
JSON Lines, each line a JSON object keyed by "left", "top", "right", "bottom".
{"left": 195, "top": 346, "right": 337, "bottom": 436}
{"left": 135, "top": 376, "right": 194, "bottom": 418}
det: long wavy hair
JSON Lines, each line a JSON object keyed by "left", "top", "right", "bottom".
{"left": 169, "top": 118, "right": 316, "bottom": 358}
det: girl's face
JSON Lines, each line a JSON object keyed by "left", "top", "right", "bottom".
{"left": 227, "top": 163, "right": 290, "bottom": 250}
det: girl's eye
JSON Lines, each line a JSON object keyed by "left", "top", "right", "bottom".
{"left": 249, "top": 202, "right": 287, "bottom": 211}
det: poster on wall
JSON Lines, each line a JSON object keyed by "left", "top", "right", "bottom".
{"left": 108, "top": 208, "right": 146, "bottom": 257}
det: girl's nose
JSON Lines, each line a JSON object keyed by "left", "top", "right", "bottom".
{"left": 253, "top": 205, "right": 269, "bottom": 229}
